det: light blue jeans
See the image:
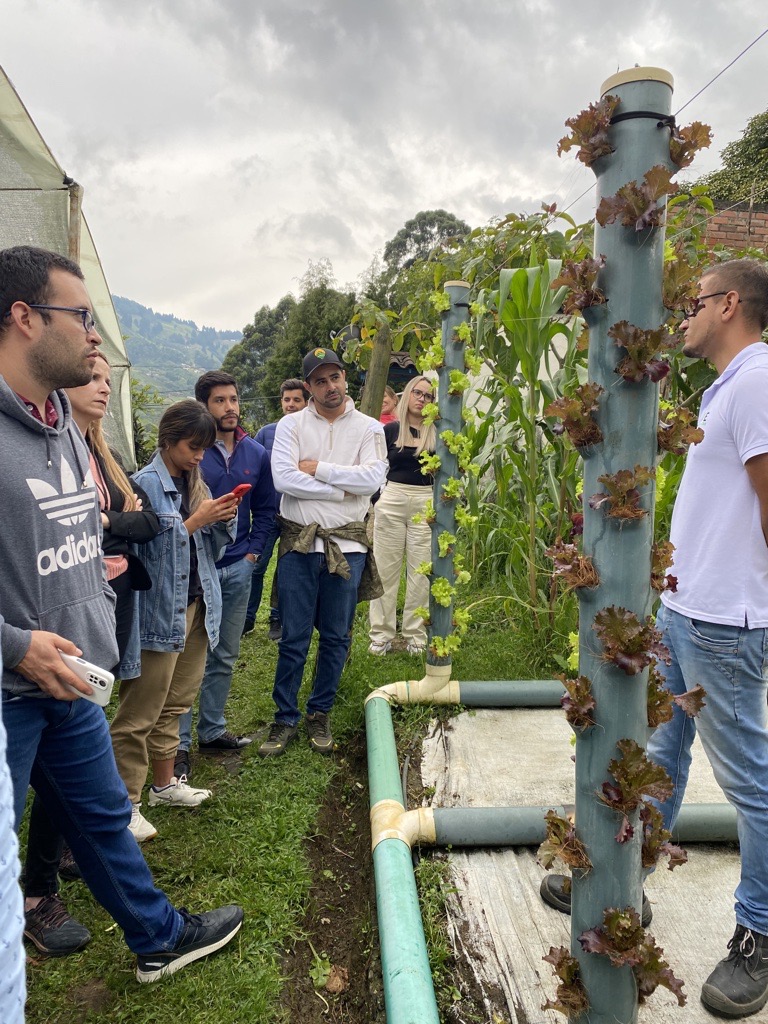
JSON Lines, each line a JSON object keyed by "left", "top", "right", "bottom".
{"left": 647, "top": 604, "right": 768, "bottom": 933}
{"left": 179, "top": 555, "right": 254, "bottom": 748}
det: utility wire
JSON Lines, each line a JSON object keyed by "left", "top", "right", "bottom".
{"left": 674, "top": 26, "right": 768, "bottom": 116}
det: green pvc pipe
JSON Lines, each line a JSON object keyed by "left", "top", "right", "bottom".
{"left": 458, "top": 679, "right": 565, "bottom": 706}
{"left": 428, "top": 281, "right": 470, "bottom": 667}
{"left": 573, "top": 68, "right": 676, "bottom": 1024}
{"left": 672, "top": 803, "right": 738, "bottom": 843}
{"left": 366, "top": 695, "right": 440, "bottom": 1023}
{"left": 373, "top": 840, "right": 440, "bottom": 1024}
{"left": 434, "top": 805, "right": 569, "bottom": 846}
{"left": 431, "top": 803, "right": 737, "bottom": 848}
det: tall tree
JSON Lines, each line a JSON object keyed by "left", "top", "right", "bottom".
{"left": 258, "top": 278, "right": 357, "bottom": 421}
{"left": 694, "top": 108, "right": 768, "bottom": 202}
{"left": 382, "top": 209, "right": 471, "bottom": 275}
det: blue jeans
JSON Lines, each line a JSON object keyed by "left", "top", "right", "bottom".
{"left": 246, "top": 521, "right": 280, "bottom": 624}
{"left": 2, "top": 694, "right": 182, "bottom": 954}
{"left": 272, "top": 550, "right": 365, "bottom": 726}
{"left": 647, "top": 604, "right": 768, "bottom": 933}
{"left": 179, "top": 555, "right": 254, "bottom": 748}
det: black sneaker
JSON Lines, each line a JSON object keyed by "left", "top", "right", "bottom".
{"left": 540, "top": 874, "right": 652, "bottom": 927}
{"left": 241, "top": 618, "right": 255, "bottom": 636}
{"left": 257, "top": 721, "right": 298, "bottom": 758}
{"left": 24, "top": 894, "right": 92, "bottom": 956}
{"left": 268, "top": 618, "right": 281, "bottom": 641}
{"left": 136, "top": 904, "right": 244, "bottom": 983}
{"left": 200, "top": 731, "right": 253, "bottom": 753}
{"left": 701, "top": 924, "right": 768, "bottom": 1017}
{"left": 174, "top": 748, "right": 191, "bottom": 780}
{"left": 306, "top": 712, "right": 334, "bottom": 755}
{"left": 58, "top": 844, "right": 82, "bottom": 883}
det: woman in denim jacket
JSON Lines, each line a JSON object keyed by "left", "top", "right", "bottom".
{"left": 110, "top": 401, "right": 239, "bottom": 842}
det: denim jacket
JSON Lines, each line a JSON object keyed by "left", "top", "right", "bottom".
{"left": 120, "top": 452, "right": 236, "bottom": 672}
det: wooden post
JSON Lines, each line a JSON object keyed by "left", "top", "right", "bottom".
{"left": 68, "top": 182, "right": 83, "bottom": 264}
{"left": 359, "top": 321, "right": 392, "bottom": 418}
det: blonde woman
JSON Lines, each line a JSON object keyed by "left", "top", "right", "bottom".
{"left": 369, "top": 376, "right": 436, "bottom": 655}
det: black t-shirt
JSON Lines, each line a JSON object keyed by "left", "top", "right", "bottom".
{"left": 383, "top": 420, "right": 432, "bottom": 487}
{"left": 172, "top": 476, "right": 204, "bottom": 604}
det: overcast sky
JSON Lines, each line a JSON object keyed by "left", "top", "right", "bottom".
{"left": 3, "top": 1, "right": 767, "bottom": 333}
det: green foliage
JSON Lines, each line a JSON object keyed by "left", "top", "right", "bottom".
{"left": 539, "top": 810, "right": 592, "bottom": 871}
{"left": 129, "top": 376, "right": 163, "bottom": 468}
{"left": 543, "top": 945, "right": 590, "bottom": 1017}
{"left": 258, "top": 280, "right": 358, "bottom": 421}
{"left": 469, "top": 258, "right": 585, "bottom": 624}
{"left": 693, "top": 108, "right": 768, "bottom": 202}
{"left": 580, "top": 907, "right": 686, "bottom": 1006}
{"left": 383, "top": 208, "right": 471, "bottom": 279}
{"left": 221, "top": 294, "right": 296, "bottom": 421}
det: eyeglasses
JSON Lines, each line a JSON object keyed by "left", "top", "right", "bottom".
{"left": 28, "top": 304, "right": 97, "bottom": 333}
{"left": 679, "top": 292, "right": 739, "bottom": 320}
{"left": 411, "top": 388, "right": 435, "bottom": 402}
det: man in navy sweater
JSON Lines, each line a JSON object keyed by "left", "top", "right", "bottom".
{"left": 177, "top": 371, "right": 275, "bottom": 773}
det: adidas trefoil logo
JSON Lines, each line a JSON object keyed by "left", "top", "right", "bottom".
{"left": 27, "top": 456, "right": 100, "bottom": 577}
{"left": 26, "top": 455, "right": 96, "bottom": 526}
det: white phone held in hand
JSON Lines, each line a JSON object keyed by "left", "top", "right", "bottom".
{"left": 58, "top": 652, "right": 115, "bottom": 707}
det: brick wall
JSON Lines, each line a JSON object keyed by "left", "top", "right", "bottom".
{"left": 705, "top": 202, "right": 768, "bottom": 252}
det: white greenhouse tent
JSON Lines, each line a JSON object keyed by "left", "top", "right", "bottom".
{"left": 0, "top": 64, "right": 134, "bottom": 467}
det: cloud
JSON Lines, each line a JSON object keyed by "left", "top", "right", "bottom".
{"left": 2, "top": 0, "right": 768, "bottom": 329}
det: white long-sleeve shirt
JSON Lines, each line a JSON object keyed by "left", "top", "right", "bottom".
{"left": 271, "top": 397, "right": 388, "bottom": 553}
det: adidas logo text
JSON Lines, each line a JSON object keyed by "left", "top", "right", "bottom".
{"left": 37, "top": 531, "right": 99, "bottom": 576}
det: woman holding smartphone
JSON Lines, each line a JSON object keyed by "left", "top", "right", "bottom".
{"left": 109, "top": 400, "right": 239, "bottom": 842}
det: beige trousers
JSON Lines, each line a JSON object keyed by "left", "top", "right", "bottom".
{"left": 110, "top": 599, "right": 208, "bottom": 803}
{"left": 369, "top": 482, "right": 432, "bottom": 645}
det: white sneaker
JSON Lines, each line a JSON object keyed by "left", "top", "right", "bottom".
{"left": 129, "top": 803, "right": 158, "bottom": 842}
{"left": 148, "top": 775, "right": 212, "bottom": 808}
{"left": 405, "top": 640, "right": 427, "bottom": 655}
{"left": 368, "top": 640, "right": 392, "bottom": 656}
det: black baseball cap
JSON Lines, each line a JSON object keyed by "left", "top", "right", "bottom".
{"left": 302, "top": 347, "right": 345, "bottom": 381}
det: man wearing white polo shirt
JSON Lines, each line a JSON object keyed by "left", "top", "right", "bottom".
{"left": 646, "top": 259, "right": 768, "bottom": 1018}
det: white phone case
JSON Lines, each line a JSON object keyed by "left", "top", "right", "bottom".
{"left": 59, "top": 652, "right": 115, "bottom": 707}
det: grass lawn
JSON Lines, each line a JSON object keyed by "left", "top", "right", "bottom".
{"left": 23, "top": 587, "right": 572, "bottom": 1023}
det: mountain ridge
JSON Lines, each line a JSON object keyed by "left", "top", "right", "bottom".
{"left": 113, "top": 294, "right": 242, "bottom": 400}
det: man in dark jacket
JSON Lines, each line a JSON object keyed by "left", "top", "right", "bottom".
{"left": 177, "top": 370, "right": 275, "bottom": 771}
{"left": 0, "top": 245, "right": 242, "bottom": 982}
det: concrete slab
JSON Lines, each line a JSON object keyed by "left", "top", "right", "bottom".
{"left": 420, "top": 708, "right": 744, "bottom": 1023}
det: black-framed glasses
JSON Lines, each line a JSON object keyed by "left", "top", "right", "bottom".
{"left": 28, "top": 304, "right": 97, "bottom": 333}
{"left": 412, "top": 388, "right": 435, "bottom": 401}
{"left": 679, "top": 291, "right": 739, "bottom": 321}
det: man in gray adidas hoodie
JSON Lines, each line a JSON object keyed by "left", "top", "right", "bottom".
{"left": 0, "top": 246, "right": 242, "bottom": 982}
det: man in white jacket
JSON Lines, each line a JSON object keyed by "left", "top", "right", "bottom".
{"left": 258, "top": 348, "right": 387, "bottom": 757}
